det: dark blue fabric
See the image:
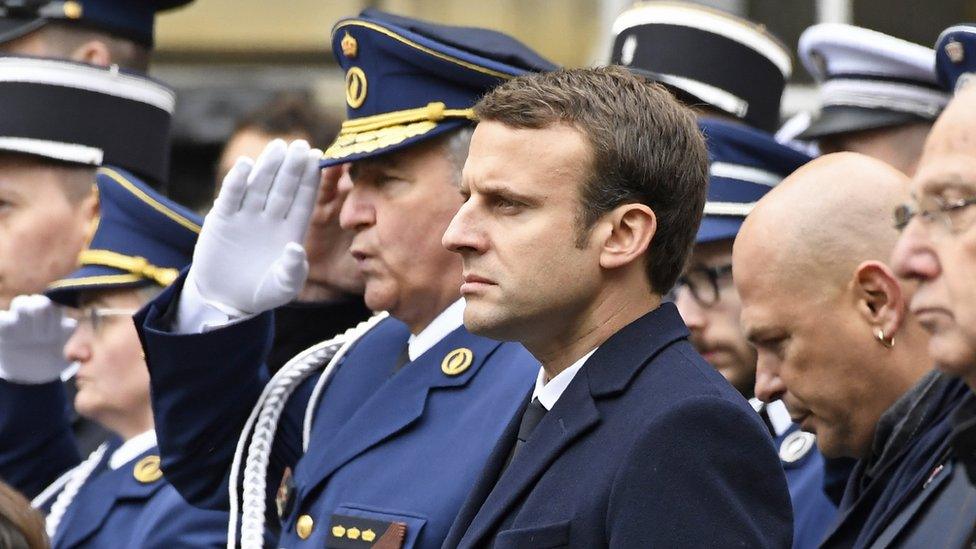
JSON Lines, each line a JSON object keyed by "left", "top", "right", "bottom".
{"left": 774, "top": 424, "right": 838, "bottom": 548}
{"left": 47, "top": 443, "right": 231, "bottom": 548}
{"left": 936, "top": 25, "right": 976, "bottom": 92}
{"left": 697, "top": 118, "right": 813, "bottom": 243}
{"left": 135, "top": 273, "right": 540, "bottom": 548}
{"left": 820, "top": 377, "right": 972, "bottom": 548}
{"left": 444, "top": 304, "right": 793, "bottom": 548}
{"left": 59, "top": 0, "right": 192, "bottom": 46}
{"left": 0, "top": 378, "right": 80, "bottom": 499}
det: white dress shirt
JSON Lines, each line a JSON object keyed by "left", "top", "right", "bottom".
{"left": 531, "top": 348, "right": 597, "bottom": 411}
{"left": 109, "top": 429, "right": 157, "bottom": 470}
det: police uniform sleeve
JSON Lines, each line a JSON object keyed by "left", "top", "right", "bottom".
{"left": 0, "top": 378, "right": 80, "bottom": 500}
{"left": 135, "top": 271, "right": 306, "bottom": 511}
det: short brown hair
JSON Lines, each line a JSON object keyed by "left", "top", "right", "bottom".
{"left": 475, "top": 66, "right": 708, "bottom": 294}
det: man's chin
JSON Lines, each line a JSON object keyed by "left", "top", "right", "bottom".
{"left": 462, "top": 306, "right": 516, "bottom": 341}
{"left": 929, "top": 335, "right": 976, "bottom": 378}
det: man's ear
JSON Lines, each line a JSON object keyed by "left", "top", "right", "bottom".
{"left": 599, "top": 204, "right": 656, "bottom": 270}
{"left": 71, "top": 40, "right": 113, "bottom": 67}
{"left": 853, "top": 260, "right": 906, "bottom": 337}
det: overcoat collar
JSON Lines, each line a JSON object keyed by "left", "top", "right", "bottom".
{"left": 455, "top": 304, "right": 689, "bottom": 547}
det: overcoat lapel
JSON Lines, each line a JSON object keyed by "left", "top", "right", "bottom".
{"left": 455, "top": 303, "right": 691, "bottom": 547}
{"left": 458, "top": 372, "right": 600, "bottom": 547}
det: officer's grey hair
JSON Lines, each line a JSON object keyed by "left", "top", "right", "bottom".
{"left": 441, "top": 126, "right": 474, "bottom": 186}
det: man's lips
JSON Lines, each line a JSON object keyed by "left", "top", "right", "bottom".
{"left": 912, "top": 306, "right": 953, "bottom": 331}
{"left": 460, "top": 273, "right": 496, "bottom": 294}
{"left": 789, "top": 411, "right": 816, "bottom": 432}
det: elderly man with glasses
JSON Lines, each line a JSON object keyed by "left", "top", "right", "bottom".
{"left": 885, "top": 24, "right": 976, "bottom": 546}
{"left": 671, "top": 118, "right": 838, "bottom": 549}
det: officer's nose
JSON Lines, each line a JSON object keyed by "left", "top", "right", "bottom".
{"left": 674, "top": 287, "right": 706, "bottom": 331}
{"left": 339, "top": 183, "right": 375, "bottom": 231}
{"left": 63, "top": 321, "right": 92, "bottom": 364}
{"left": 890, "top": 220, "right": 941, "bottom": 282}
{"left": 443, "top": 199, "right": 486, "bottom": 256}
{"left": 754, "top": 358, "right": 786, "bottom": 404}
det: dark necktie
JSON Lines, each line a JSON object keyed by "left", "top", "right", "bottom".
{"left": 502, "top": 397, "right": 547, "bottom": 472}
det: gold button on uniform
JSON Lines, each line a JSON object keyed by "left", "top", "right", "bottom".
{"left": 296, "top": 515, "right": 314, "bottom": 539}
{"left": 133, "top": 455, "right": 163, "bottom": 483}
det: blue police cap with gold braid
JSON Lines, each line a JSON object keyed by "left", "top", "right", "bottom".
{"left": 321, "top": 9, "right": 557, "bottom": 167}
{"left": 46, "top": 166, "right": 200, "bottom": 307}
{"left": 936, "top": 24, "right": 976, "bottom": 93}
{"left": 697, "top": 117, "right": 812, "bottom": 243}
{"left": 0, "top": 0, "right": 193, "bottom": 47}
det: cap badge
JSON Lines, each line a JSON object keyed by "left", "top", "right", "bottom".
{"left": 133, "top": 455, "right": 164, "bottom": 483}
{"left": 341, "top": 31, "right": 358, "bottom": 59}
{"left": 621, "top": 35, "right": 637, "bottom": 65}
{"left": 779, "top": 431, "right": 816, "bottom": 464}
{"left": 345, "top": 67, "right": 368, "bottom": 109}
{"left": 63, "top": 1, "right": 83, "bottom": 19}
{"left": 946, "top": 39, "right": 965, "bottom": 64}
{"left": 442, "top": 347, "right": 473, "bottom": 376}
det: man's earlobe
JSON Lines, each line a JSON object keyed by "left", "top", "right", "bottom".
{"left": 853, "top": 260, "right": 905, "bottom": 337}
{"left": 72, "top": 41, "right": 113, "bottom": 67}
{"left": 599, "top": 205, "right": 656, "bottom": 269}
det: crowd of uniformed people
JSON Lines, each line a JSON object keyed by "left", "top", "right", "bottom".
{"left": 0, "top": 1, "right": 975, "bottom": 548}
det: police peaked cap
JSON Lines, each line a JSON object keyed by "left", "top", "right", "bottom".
{"left": 0, "top": 0, "right": 193, "bottom": 47}
{"left": 610, "top": 1, "right": 792, "bottom": 133}
{"left": 696, "top": 117, "right": 812, "bottom": 243}
{"left": 0, "top": 55, "right": 174, "bottom": 185}
{"left": 796, "top": 24, "right": 946, "bottom": 140}
{"left": 46, "top": 166, "right": 200, "bottom": 307}
{"left": 935, "top": 24, "right": 976, "bottom": 94}
{"left": 321, "top": 8, "right": 558, "bottom": 168}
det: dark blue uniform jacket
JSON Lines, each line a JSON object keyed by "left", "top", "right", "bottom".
{"left": 135, "top": 276, "right": 538, "bottom": 548}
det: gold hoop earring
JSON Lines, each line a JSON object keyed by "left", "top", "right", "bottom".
{"left": 875, "top": 328, "right": 895, "bottom": 349}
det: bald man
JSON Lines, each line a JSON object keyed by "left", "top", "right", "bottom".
{"left": 735, "top": 152, "right": 971, "bottom": 547}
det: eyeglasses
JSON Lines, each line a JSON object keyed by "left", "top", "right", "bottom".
{"left": 670, "top": 263, "right": 734, "bottom": 307}
{"left": 894, "top": 194, "right": 976, "bottom": 234}
{"left": 65, "top": 307, "right": 137, "bottom": 334}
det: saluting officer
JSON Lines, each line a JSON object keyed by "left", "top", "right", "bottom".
{"left": 134, "top": 10, "right": 555, "bottom": 548}
{"left": 609, "top": 4, "right": 837, "bottom": 545}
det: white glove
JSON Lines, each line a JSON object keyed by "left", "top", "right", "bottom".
{"left": 0, "top": 295, "right": 76, "bottom": 384}
{"left": 185, "top": 139, "right": 322, "bottom": 316}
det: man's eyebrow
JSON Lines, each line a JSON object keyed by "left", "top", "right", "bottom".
{"left": 472, "top": 181, "right": 540, "bottom": 204}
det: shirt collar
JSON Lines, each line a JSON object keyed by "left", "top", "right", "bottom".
{"left": 109, "top": 429, "right": 157, "bottom": 470}
{"left": 407, "top": 298, "right": 465, "bottom": 361}
{"left": 532, "top": 348, "right": 597, "bottom": 411}
{"left": 764, "top": 399, "right": 794, "bottom": 437}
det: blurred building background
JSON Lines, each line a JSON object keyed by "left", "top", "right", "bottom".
{"left": 152, "top": 0, "right": 976, "bottom": 210}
